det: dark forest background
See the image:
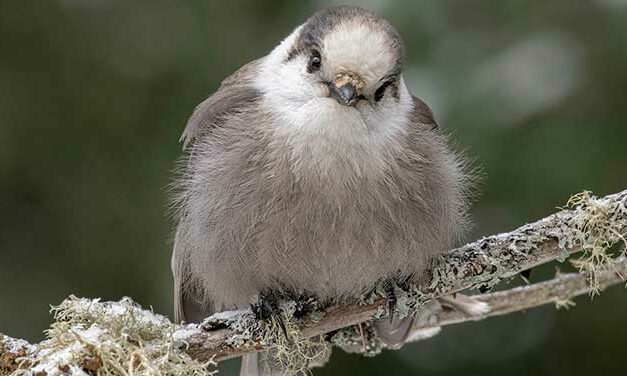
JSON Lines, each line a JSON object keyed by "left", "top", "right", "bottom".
{"left": 1, "top": 1, "right": 626, "bottom": 375}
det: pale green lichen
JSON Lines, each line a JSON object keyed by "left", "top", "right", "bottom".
{"left": 1, "top": 334, "right": 36, "bottom": 375}
{"left": 202, "top": 297, "right": 330, "bottom": 374}
{"left": 360, "top": 281, "right": 431, "bottom": 323}
{"left": 554, "top": 298, "right": 576, "bottom": 310}
{"left": 564, "top": 191, "right": 627, "bottom": 295}
{"left": 10, "top": 296, "right": 215, "bottom": 376}
{"left": 202, "top": 297, "right": 329, "bottom": 374}
{"left": 261, "top": 302, "right": 329, "bottom": 375}
{"left": 203, "top": 309, "right": 264, "bottom": 350}
{"left": 331, "top": 323, "right": 383, "bottom": 358}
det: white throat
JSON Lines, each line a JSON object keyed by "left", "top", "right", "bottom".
{"left": 254, "top": 26, "right": 414, "bottom": 183}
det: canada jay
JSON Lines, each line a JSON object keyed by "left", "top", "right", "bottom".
{"left": 172, "top": 6, "right": 483, "bottom": 375}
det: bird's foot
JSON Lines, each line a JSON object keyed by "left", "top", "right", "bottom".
{"left": 252, "top": 292, "right": 289, "bottom": 340}
{"left": 290, "top": 293, "right": 324, "bottom": 321}
{"left": 384, "top": 284, "right": 399, "bottom": 324}
{"left": 379, "top": 277, "right": 414, "bottom": 323}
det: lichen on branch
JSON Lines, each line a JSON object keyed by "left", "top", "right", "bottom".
{"left": 2, "top": 297, "right": 215, "bottom": 376}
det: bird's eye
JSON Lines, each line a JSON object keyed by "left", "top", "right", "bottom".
{"left": 307, "top": 50, "right": 322, "bottom": 73}
{"left": 374, "top": 81, "right": 392, "bottom": 102}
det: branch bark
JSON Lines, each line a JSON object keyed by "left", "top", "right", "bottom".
{"left": 414, "top": 256, "right": 627, "bottom": 330}
{"left": 1, "top": 189, "right": 626, "bottom": 375}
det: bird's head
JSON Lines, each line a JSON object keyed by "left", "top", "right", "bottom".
{"left": 255, "top": 6, "right": 411, "bottom": 128}
{"left": 291, "top": 6, "right": 404, "bottom": 107}
{"left": 254, "top": 7, "right": 415, "bottom": 179}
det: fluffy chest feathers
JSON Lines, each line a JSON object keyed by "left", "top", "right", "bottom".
{"left": 177, "top": 99, "right": 465, "bottom": 309}
{"left": 259, "top": 83, "right": 415, "bottom": 186}
{"left": 267, "top": 99, "right": 406, "bottom": 184}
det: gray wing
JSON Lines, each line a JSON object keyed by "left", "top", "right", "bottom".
{"left": 410, "top": 95, "right": 439, "bottom": 130}
{"left": 180, "top": 58, "right": 263, "bottom": 148}
{"left": 373, "top": 316, "right": 415, "bottom": 349}
{"left": 173, "top": 59, "right": 263, "bottom": 323}
{"left": 172, "top": 228, "right": 212, "bottom": 323}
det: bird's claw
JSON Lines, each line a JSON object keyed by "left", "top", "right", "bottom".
{"left": 385, "top": 284, "right": 398, "bottom": 324}
{"left": 252, "top": 292, "right": 289, "bottom": 341}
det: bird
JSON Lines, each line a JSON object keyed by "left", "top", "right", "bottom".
{"left": 171, "top": 6, "right": 484, "bottom": 375}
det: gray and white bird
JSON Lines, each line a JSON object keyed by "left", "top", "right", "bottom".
{"left": 172, "top": 6, "right": 484, "bottom": 375}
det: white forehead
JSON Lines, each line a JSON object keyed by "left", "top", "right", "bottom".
{"left": 322, "top": 20, "right": 396, "bottom": 83}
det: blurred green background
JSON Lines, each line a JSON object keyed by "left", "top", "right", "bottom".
{"left": 1, "top": 0, "right": 626, "bottom": 375}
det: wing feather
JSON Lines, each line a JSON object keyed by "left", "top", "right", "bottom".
{"left": 410, "top": 95, "right": 439, "bottom": 130}
{"left": 180, "top": 58, "right": 263, "bottom": 148}
{"left": 172, "top": 229, "right": 213, "bottom": 323}
{"left": 172, "top": 60, "right": 264, "bottom": 322}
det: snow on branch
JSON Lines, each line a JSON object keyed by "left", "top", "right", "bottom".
{"left": 1, "top": 189, "right": 626, "bottom": 375}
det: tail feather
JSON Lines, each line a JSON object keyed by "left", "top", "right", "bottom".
{"left": 240, "top": 354, "right": 261, "bottom": 376}
{"left": 373, "top": 315, "right": 415, "bottom": 349}
{"left": 438, "top": 294, "right": 490, "bottom": 317}
{"left": 374, "top": 294, "right": 490, "bottom": 349}
{"left": 241, "top": 353, "right": 284, "bottom": 376}
{"left": 240, "top": 342, "right": 331, "bottom": 375}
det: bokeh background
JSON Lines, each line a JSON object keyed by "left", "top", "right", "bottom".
{"left": 1, "top": 0, "right": 626, "bottom": 375}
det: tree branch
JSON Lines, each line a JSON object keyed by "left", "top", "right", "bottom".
{"left": 415, "top": 256, "right": 626, "bottom": 330}
{"left": 1, "top": 189, "right": 626, "bottom": 375}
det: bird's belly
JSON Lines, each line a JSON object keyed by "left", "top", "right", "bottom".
{"left": 197, "top": 158, "right": 447, "bottom": 309}
{"left": 248, "top": 202, "right": 426, "bottom": 304}
{"left": 269, "top": 244, "right": 399, "bottom": 302}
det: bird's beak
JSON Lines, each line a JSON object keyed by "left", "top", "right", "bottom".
{"left": 327, "top": 71, "right": 365, "bottom": 106}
